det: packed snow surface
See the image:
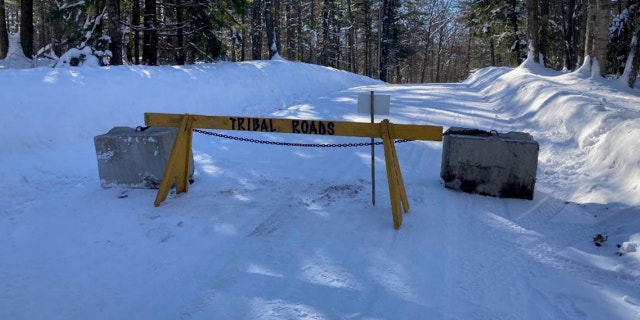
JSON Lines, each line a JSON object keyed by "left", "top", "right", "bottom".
{"left": 1, "top": 56, "right": 640, "bottom": 319}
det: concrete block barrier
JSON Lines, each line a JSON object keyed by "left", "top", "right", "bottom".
{"left": 94, "top": 126, "right": 194, "bottom": 189}
{"left": 440, "top": 127, "right": 539, "bottom": 200}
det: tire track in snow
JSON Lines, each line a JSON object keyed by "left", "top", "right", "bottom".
{"left": 454, "top": 193, "right": 640, "bottom": 319}
{"left": 439, "top": 192, "right": 521, "bottom": 319}
{"left": 438, "top": 188, "right": 640, "bottom": 319}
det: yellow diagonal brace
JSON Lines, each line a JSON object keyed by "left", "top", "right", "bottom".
{"left": 381, "top": 120, "right": 404, "bottom": 229}
{"left": 154, "top": 114, "right": 193, "bottom": 207}
{"left": 387, "top": 121, "right": 409, "bottom": 213}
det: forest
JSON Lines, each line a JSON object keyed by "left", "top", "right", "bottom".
{"left": 1, "top": 0, "right": 640, "bottom": 86}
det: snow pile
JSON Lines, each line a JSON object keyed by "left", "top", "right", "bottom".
{"left": 0, "top": 60, "right": 380, "bottom": 154}
{"left": 466, "top": 58, "right": 640, "bottom": 206}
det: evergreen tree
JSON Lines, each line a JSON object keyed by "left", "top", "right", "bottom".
{"left": 48, "top": 0, "right": 114, "bottom": 66}
{"left": 461, "top": 0, "right": 526, "bottom": 67}
{"left": 609, "top": 1, "right": 639, "bottom": 75}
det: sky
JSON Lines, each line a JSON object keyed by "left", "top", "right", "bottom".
{"left": 1, "top": 43, "right": 640, "bottom": 319}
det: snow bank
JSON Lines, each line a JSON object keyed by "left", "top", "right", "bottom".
{"left": 465, "top": 58, "right": 640, "bottom": 206}
{"left": 0, "top": 60, "right": 381, "bottom": 153}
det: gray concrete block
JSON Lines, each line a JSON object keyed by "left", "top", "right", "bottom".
{"left": 94, "top": 127, "right": 194, "bottom": 189}
{"left": 440, "top": 127, "right": 539, "bottom": 200}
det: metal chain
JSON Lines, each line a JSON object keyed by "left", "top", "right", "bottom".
{"left": 192, "top": 128, "right": 413, "bottom": 148}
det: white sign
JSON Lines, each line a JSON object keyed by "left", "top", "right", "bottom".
{"left": 357, "top": 93, "right": 390, "bottom": 115}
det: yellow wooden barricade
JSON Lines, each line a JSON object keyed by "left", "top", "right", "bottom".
{"left": 145, "top": 113, "right": 442, "bottom": 229}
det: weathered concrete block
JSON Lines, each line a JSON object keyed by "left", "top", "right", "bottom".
{"left": 440, "top": 127, "right": 539, "bottom": 200}
{"left": 94, "top": 127, "right": 194, "bottom": 189}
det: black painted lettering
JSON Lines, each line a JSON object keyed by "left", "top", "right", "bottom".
{"left": 328, "top": 122, "right": 335, "bottom": 135}
{"left": 318, "top": 122, "right": 326, "bottom": 135}
{"left": 269, "top": 119, "right": 277, "bottom": 132}
{"left": 290, "top": 119, "right": 336, "bottom": 135}
{"left": 230, "top": 117, "right": 237, "bottom": 130}
{"left": 309, "top": 121, "right": 318, "bottom": 134}
{"left": 252, "top": 118, "right": 260, "bottom": 131}
{"left": 237, "top": 118, "right": 245, "bottom": 130}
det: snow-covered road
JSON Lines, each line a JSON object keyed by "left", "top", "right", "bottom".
{"left": 1, "top": 60, "right": 639, "bottom": 319}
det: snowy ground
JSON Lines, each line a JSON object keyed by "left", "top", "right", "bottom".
{"left": 1, "top": 55, "right": 640, "bottom": 319}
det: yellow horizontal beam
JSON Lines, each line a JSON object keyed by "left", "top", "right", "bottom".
{"left": 145, "top": 113, "right": 443, "bottom": 141}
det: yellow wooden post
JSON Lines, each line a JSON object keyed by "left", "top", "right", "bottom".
{"left": 387, "top": 121, "right": 409, "bottom": 214}
{"left": 154, "top": 114, "right": 194, "bottom": 207}
{"left": 380, "top": 120, "right": 403, "bottom": 229}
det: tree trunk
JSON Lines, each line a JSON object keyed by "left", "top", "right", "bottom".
{"left": 296, "top": 0, "right": 302, "bottom": 61}
{"left": 592, "top": 0, "right": 610, "bottom": 76}
{"left": 296, "top": 0, "right": 304, "bottom": 61}
{"left": 539, "top": 0, "right": 549, "bottom": 65}
{"left": 132, "top": 0, "right": 140, "bottom": 64}
{"left": 419, "top": 30, "right": 431, "bottom": 83}
{"left": 37, "top": 0, "right": 46, "bottom": 57}
{"left": 0, "top": 0, "right": 8, "bottom": 59}
{"left": 95, "top": 0, "right": 104, "bottom": 37}
{"left": 175, "top": 0, "right": 185, "bottom": 65}
{"left": 584, "top": 0, "right": 596, "bottom": 72}
{"left": 380, "top": 0, "right": 400, "bottom": 82}
{"left": 265, "top": 0, "right": 278, "bottom": 58}
{"left": 625, "top": 12, "right": 640, "bottom": 88}
{"left": 107, "top": 0, "right": 123, "bottom": 65}
{"left": 251, "top": 0, "right": 263, "bottom": 60}
{"left": 363, "top": 0, "right": 372, "bottom": 77}
{"left": 509, "top": 0, "right": 523, "bottom": 64}
{"left": 379, "top": 0, "right": 388, "bottom": 81}
{"left": 564, "top": 0, "right": 577, "bottom": 70}
{"left": 321, "top": 0, "right": 330, "bottom": 65}
{"left": 20, "top": 0, "right": 33, "bottom": 58}
{"left": 346, "top": 0, "right": 355, "bottom": 72}
{"left": 490, "top": 38, "right": 496, "bottom": 66}
{"left": 142, "top": 0, "right": 157, "bottom": 65}
{"left": 628, "top": 34, "right": 640, "bottom": 87}
{"left": 526, "top": 0, "right": 539, "bottom": 63}
{"left": 285, "top": 0, "right": 295, "bottom": 60}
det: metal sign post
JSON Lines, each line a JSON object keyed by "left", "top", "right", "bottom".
{"left": 370, "top": 91, "right": 375, "bottom": 206}
{"left": 358, "top": 92, "right": 390, "bottom": 206}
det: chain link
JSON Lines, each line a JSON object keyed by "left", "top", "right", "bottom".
{"left": 192, "top": 128, "right": 413, "bottom": 148}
